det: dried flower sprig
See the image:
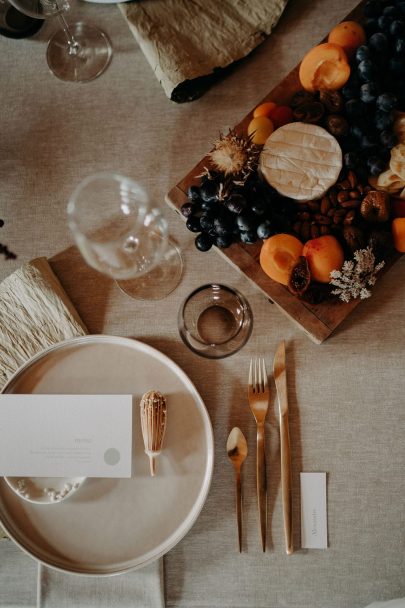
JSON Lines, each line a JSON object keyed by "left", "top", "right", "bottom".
{"left": 329, "top": 247, "right": 385, "bottom": 303}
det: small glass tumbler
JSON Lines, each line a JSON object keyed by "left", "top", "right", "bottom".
{"left": 178, "top": 284, "right": 253, "bottom": 359}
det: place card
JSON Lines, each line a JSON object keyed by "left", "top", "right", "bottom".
{"left": 0, "top": 395, "right": 132, "bottom": 478}
{"left": 300, "top": 472, "right": 328, "bottom": 549}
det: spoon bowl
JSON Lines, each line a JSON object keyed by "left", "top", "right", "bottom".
{"left": 226, "top": 427, "right": 248, "bottom": 551}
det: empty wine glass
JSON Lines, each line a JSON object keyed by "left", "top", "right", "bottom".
{"left": 7, "top": 0, "right": 112, "bottom": 82}
{"left": 67, "top": 173, "right": 183, "bottom": 300}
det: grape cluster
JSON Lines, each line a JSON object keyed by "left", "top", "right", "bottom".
{"left": 341, "top": 0, "right": 405, "bottom": 177}
{"left": 181, "top": 173, "right": 296, "bottom": 251}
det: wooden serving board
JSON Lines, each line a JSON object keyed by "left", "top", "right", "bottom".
{"left": 165, "top": 0, "right": 400, "bottom": 344}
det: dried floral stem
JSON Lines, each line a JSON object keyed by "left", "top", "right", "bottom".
{"left": 140, "top": 390, "right": 167, "bottom": 477}
{"left": 329, "top": 247, "right": 385, "bottom": 302}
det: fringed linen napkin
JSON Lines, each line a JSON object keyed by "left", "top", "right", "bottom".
{"left": 0, "top": 257, "right": 87, "bottom": 391}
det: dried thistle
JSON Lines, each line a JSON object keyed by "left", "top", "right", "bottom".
{"left": 208, "top": 129, "right": 260, "bottom": 182}
{"left": 329, "top": 247, "right": 385, "bottom": 303}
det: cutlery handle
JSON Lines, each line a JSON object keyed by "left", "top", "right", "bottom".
{"left": 256, "top": 423, "right": 267, "bottom": 552}
{"left": 235, "top": 469, "right": 242, "bottom": 552}
{"left": 280, "top": 412, "right": 293, "bottom": 554}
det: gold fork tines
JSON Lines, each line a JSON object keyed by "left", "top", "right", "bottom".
{"left": 248, "top": 358, "right": 269, "bottom": 552}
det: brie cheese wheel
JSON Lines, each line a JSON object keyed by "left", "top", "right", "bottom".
{"left": 260, "top": 122, "right": 342, "bottom": 201}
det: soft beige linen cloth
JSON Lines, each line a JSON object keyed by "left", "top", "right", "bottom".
{"left": 0, "top": 258, "right": 164, "bottom": 608}
{"left": 119, "top": 0, "right": 288, "bottom": 101}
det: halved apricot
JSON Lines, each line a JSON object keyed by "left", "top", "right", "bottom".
{"left": 260, "top": 234, "right": 303, "bottom": 285}
{"left": 299, "top": 42, "right": 351, "bottom": 93}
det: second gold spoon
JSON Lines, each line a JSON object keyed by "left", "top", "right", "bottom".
{"left": 227, "top": 427, "right": 248, "bottom": 552}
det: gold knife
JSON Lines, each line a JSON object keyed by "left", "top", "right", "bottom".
{"left": 273, "top": 340, "right": 293, "bottom": 555}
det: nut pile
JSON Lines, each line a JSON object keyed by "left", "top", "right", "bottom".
{"left": 292, "top": 169, "right": 371, "bottom": 249}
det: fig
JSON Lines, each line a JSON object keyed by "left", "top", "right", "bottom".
{"left": 288, "top": 256, "right": 311, "bottom": 296}
{"left": 360, "top": 190, "right": 390, "bottom": 222}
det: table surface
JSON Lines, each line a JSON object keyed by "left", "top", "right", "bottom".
{"left": 1, "top": 1, "right": 405, "bottom": 606}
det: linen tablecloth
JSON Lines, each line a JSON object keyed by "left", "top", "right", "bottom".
{"left": 0, "top": 0, "right": 404, "bottom": 606}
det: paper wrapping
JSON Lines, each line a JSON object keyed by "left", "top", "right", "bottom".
{"left": 119, "top": 0, "right": 288, "bottom": 102}
{"left": 0, "top": 257, "right": 87, "bottom": 539}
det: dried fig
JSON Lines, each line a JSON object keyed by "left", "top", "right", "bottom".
{"left": 288, "top": 256, "right": 311, "bottom": 296}
{"left": 292, "top": 101, "right": 325, "bottom": 124}
{"left": 342, "top": 226, "right": 366, "bottom": 252}
{"left": 360, "top": 190, "right": 390, "bottom": 223}
{"left": 325, "top": 114, "right": 349, "bottom": 137}
{"left": 368, "top": 229, "right": 394, "bottom": 261}
{"left": 319, "top": 90, "right": 344, "bottom": 112}
{"left": 290, "top": 90, "right": 316, "bottom": 108}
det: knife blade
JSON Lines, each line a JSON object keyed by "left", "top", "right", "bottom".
{"left": 273, "top": 340, "right": 293, "bottom": 555}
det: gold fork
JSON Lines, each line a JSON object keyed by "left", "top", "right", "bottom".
{"left": 248, "top": 358, "right": 269, "bottom": 552}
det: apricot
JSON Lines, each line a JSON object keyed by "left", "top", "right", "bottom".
{"left": 260, "top": 234, "right": 303, "bottom": 285}
{"left": 302, "top": 235, "right": 344, "bottom": 283}
{"left": 247, "top": 116, "right": 274, "bottom": 145}
{"left": 392, "top": 217, "right": 405, "bottom": 252}
{"left": 253, "top": 101, "right": 277, "bottom": 118}
{"left": 328, "top": 21, "right": 366, "bottom": 58}
{"left": 299, "top": 42, "right": 351, "bottom": 93}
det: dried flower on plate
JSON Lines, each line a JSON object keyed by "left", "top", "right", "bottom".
{"left": 329, "top": 246, "right": 385, "bottom": 302}
{"left": 140, "top": 390, "right": 167, "bottom": 477}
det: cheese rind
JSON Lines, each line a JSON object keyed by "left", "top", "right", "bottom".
{"left": 259, "top": 122, "right": 342, "bottom": 201}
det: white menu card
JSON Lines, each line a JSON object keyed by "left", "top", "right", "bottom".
{"left": 300, "top": 472, "right": 328, "bottom": 549}
{"left": 0, "top": 394, "right": 132, "bottom": 478}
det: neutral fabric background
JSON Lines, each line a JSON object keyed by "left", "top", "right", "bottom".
{"left": 0, "top": 0, "right": 404, "bottom": 606}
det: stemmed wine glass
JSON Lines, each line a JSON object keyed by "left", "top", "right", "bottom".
{"left": 67, "top": 173, "right": 183, "bottom": 300}
{"left": 8, "top": 0, "right": 112, "bottom": 82}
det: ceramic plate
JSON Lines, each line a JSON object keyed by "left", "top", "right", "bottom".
{"left": 0, "top": 335, "right": 214, "bottom": 575}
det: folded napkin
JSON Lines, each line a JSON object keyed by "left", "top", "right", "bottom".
{"left": 0, "top": 257, "right": 87, "bottom": 391}
{"left": 0, "top": 258, "right": 165, "bottom": 608}
{"left": 119, "top": 0, "right": 288, "bottom": 102}
{"left": 37, "top": 561, "right": 164, "bottom": 608}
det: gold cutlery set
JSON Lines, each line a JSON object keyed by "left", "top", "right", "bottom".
{"left": 227, "top": 340, "right": 292, "bottom": 554}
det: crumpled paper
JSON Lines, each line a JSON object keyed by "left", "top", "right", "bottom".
{"left": 119, "top": 0, "right": 288, "bottom": 102}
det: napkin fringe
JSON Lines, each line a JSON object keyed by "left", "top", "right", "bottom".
{"left": 0, "top": 258, "right": 87, "bottom": 389}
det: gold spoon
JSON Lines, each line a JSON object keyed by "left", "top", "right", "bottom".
{"left": 226, "top": 427, "right": 248, "bottom": 552}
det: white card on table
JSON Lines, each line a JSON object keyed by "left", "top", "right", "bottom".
{"left": 300, "top": 472, "right": 328, "bottom": 549}
{"left": 0, "top": 394, "right": 132, "bottom": 478}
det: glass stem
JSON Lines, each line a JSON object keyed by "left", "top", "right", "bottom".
{"left": 57, "top": 12, "right": 80, "bottom": 55}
